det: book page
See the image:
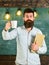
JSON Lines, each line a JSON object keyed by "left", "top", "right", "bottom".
{"left": 34, "top": 33, "right": 45, "bottom": 47}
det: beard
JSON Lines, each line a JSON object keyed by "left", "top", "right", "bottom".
{"left": 24, "top": 20, "right": 34, "bottom": 29}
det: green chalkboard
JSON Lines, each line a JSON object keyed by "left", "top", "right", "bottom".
{"left": 0, "top": 8, "right": 49, "bottom": 55}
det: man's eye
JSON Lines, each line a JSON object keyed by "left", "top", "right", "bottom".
{"left": 26, "top": 16, "right": 29, "bottom": 18}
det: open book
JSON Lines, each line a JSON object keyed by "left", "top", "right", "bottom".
{"left": 34, "top": 33, "right": 45, "bottom": 47}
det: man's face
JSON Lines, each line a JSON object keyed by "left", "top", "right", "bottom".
{"left": 23, "top": 13, "right": 34, "bottom": 28}
{"left": 23, "top": 13, "right": 34, "bottom": 22}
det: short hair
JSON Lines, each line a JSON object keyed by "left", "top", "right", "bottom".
{"left": 23, "top": 8, "right": 34, "bottom": 16}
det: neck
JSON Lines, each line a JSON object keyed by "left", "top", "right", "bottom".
{"left": 26, "top": 27, "right": 32, "bottom": 32}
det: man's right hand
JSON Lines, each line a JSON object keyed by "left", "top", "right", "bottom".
{"left": 4, "top": 21, "right": 11, "bottom": 31}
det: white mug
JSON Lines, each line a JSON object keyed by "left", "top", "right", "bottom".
{"left": 11, "top": 20, "right": 17, "bottom": 28}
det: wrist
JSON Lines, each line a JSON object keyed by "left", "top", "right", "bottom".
{"left": 4, "top": 28, "right": 8, "bottom": 31}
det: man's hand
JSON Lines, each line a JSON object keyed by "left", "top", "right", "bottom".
{"left": 31, "top": 42, "right": 39, "bottom": 52}
{"left": 4, "top": 21, "right": 11, "bottom": 31}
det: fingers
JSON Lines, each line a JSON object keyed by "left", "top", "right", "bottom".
{"left": 4, "top": 21, "right": 11, "bottom": 31}
{"left": 31, "top": 42, "right": 39, "bottom": 51}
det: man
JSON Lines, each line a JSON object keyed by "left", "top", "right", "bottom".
{"left": 2, "top": 8, "right": 47, "bottom": 65}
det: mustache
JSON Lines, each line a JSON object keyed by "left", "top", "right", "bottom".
{"left": 25, "top": 20, "right": 33, "bottom": 22}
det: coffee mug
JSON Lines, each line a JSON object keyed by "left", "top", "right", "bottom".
{"left": 11, "top": 20, "right": 17, "bottom": 28}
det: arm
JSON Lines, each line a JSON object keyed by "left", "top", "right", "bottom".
{"left": 2, "top": 29, "right": 17, "bottom": 40}
{"left": 2, "top": 21, "right": 17, "bottom": 40}
{"left": 37, "top": 40, "right": 47, "bottom": 54}
{"left": 31, "top": 28, "right": 47, "bottom": 54}
{"left": 36, "top": 29, "right": 47, "bottom": 54}
{"left": 31, "top": 40, "right": 47, "bottom": 54}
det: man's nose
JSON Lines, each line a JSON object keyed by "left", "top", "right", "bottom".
{"left": 27, "top": 17, "right": 30, "bottom": 20}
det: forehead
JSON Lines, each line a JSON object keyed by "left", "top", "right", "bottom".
{"left": 24, "top": 13, "right": 34, "bottom": 16}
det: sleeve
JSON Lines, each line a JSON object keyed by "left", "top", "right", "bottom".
{"left": 37, "top": 40, "right": 47, "bottom": 54}
{"left": 2, "top": 29, "right": 17, "bottom": 40}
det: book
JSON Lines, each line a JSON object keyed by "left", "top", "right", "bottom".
{"left": 29, "top": 33, "right": 45, "bottom": 53}
{"left": 30, "top": 33, "right": 45, "bottom": 53}
{"left": 34, "top": 33, "right": 45, "bottom": 47}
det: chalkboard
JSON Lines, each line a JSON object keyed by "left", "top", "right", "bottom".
{"left": 0, "top": 8, "right": 49, "bottom": 55}
{"left": 0, "top": 21, "right": 16, "bottom": 55}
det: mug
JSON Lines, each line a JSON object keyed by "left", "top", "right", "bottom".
{"left": 11, "top": 20, "right": 17, "bottom": 28}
